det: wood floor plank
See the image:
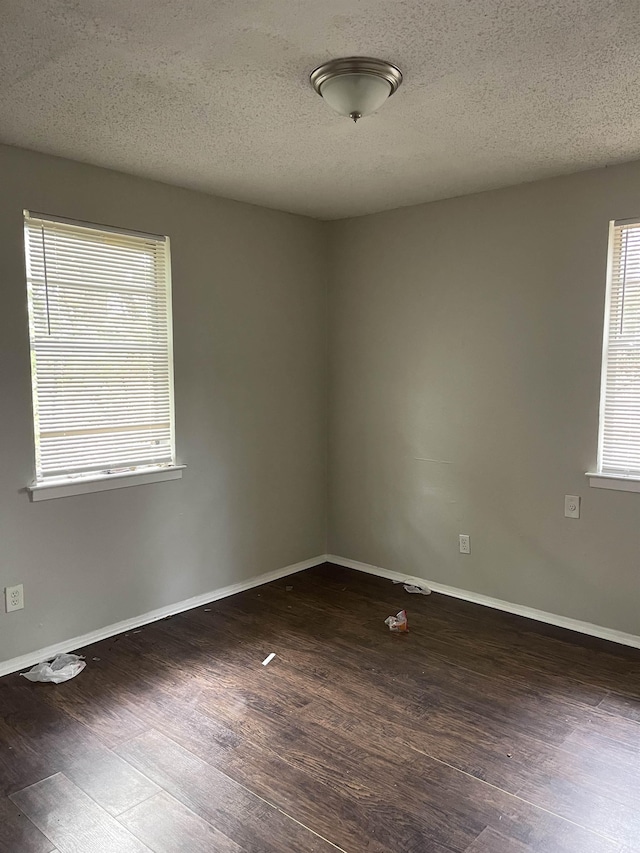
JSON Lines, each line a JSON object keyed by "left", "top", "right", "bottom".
{"left": 465, "top": 827, "right": 544, "bottom": 852}
{"left": 0, "top": 678, "right": 158, "bottom": 819}
{"left": 10, "top": 773, "right": 151, "bottom": 852}
{"left": 299, "top": 686, "right": 545, "bottom": 793}
{"left": 515, "top": 747, "right": 640, "bottom": 848}
{"left": 406, "top": 614, "right": 640, "bottom": 703}
{"left": 408, "top": 752, "right": 621, "bottom": 853}
{"left": 213, "top": 679, "right": 616, "bottom": 853}
{"left": 37, "top": 663, "right": 150, "bottom": 748}
{"left": 464, "top": 825, "right": 625, "bottom": 853}
{"left": 79, "top": 649, "right": 398, "bottom": 852}
{"left": 115, "top": 728, "right": 342, "bottom": 853}
{"left": 232, "top": 744, "right": 469, "bottom": 852}
{"left": 597, "top": 691, "right": 640, "bottom": 722}
{"left": 562, "top": 717, "right": 640, "bottom": 770}
{"left": 52, "top": 639, "right": 241, "bottom": 757}
{"left": 297, "top": 659, "right": 640, "bottom": 811}
{"left": 0, "top": 713, "right": 55, "bottom": 799}
{"left": 221, "top": 739, "right": 403, "bottom": 853}
{"left": 103, "top": 687, "right": 393, "bottom": 852}
{"left": 118, "top": 790, "right": 243, "bottom": 853}
{"left": 0, "top": 796, "right": 56, "bottom": 853}
{"left": 62, "top": 746, "right": 160, "bottom": 816}
{"left": 0, "top": 680, "right": 105, "bottom": 797}
{"left": 202, "top": 703, "right": 470, "bottom": 852}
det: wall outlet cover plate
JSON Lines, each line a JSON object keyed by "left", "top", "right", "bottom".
{"left": 5, "top": 584, "right": 24, "bottom": 612}
{"left": 564, "top": 495, "right": 580, "bottom": 519}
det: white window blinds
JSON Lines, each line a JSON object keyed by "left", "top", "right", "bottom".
{"left": 598, "top": 219, "right": 640, "bottom": 476}
{"left": 24, "top": 211, "right": 175, "bottom": 483}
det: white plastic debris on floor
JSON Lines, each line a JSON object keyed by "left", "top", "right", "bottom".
{"left": 21, "top": 653, "right": 86, "bottom": 684}
{"left": 403, "top": 583, "right": 431, "bottom": 595}
{"left": 393, "top": 579, "right": 431, "bottom": 595}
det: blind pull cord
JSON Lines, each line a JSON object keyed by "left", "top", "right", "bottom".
{"left": 620, "top": 230, "right": 629, "bottom": 334}
{"left": 40, "top": 226, "right": 51, "bottom": 336}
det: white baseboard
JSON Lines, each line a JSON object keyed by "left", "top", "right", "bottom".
{"left": 327, "top": 554, "right": 640, "bottom": 651}
{"left": 7, "top": 552, "right": 637, "bottom": 679}
{"left": 0, "top": 555, "right": 326, "bottom": 679}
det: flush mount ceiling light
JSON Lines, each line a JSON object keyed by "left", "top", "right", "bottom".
{"left": 310, "top": 57, "right": 403, "bottom": 122}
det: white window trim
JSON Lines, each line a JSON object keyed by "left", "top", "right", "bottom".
{"left": 590, "top": 217, "right": 640, "bottom": 492}
{"left": 586, "top": 471, "right": 640, "bottom": 493}
{"left": 28, "top": 464, "right": 186, "bottom": 501}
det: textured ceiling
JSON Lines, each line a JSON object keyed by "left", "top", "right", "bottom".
{"left": 2, "top": 0, "right": 640, "bottom": 219}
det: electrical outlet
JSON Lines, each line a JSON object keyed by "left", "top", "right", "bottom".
{"left": 458, "top": 534, "right": 471, "bottom": 554}
{"left": 564, "top": 495, "right": 580, "bottom": 519}
{"left": 5, "top": 584, "right": 24, "bottom": 613}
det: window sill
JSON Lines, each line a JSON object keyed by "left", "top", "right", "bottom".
{"left": 28, "top": 465, "right": 186, "bottom": 501}
{"left": 586, "top": 472, "right": 640, "bottom": 493}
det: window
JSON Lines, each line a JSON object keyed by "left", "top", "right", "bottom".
{"left": 590, "top": 218, "right": 640, "bottom": 491}
{"left": 24, "top": 211, "right": 182, "bottom": 500}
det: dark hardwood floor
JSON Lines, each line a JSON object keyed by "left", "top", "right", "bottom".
{"left": 1, "top": 562, "right": 639, "bottom": 852}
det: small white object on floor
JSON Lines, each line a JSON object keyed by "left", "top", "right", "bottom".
{"left": 393, "top": 579, "right": 431, "bottom": 595}
{"left": 403, "top": 584, "right": 431, "bottom": 595}
{"left": 21, "top": 653, "right": 85, "bottom": 684}
{"left": 262, "top": 653, "right": 276, "bottom": 666}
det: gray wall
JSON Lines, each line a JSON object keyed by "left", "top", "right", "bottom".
{"left": 328, "top": 162, "right": 640, "bottom": 636}
{"left": 3, "top": 143, "right": 640, "bottom": 664}
{"left": 0, "top": 145, "right": 328, "bottom": 663}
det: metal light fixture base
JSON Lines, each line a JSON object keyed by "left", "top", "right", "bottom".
{"left": 310, "top": 57, "right": 403, "bottom": 96}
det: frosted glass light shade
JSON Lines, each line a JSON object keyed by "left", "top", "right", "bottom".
{"left": 310, "top": 57, "right": 403, "bottom": 122}
{"left": 319, "top": 73, "right": 392, "bottom": 119}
